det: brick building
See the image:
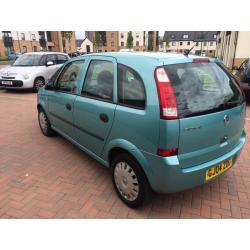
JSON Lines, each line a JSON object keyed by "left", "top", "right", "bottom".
{"left": 0, "top": 31, "right": 76, "bottom": 57}
{"left": 163, "top": 31, "right": 217, "bottom": 56}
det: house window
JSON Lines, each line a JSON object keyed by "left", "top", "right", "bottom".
{"left": 33, "top": 46, "right": 37, "bottom": 52}
{"left": 136, "top": 33, "right": 139, "bottom": 38}
{"left": 23, "top": 46, "right": 27, "bottom": 53}
{"left": 121, "top": 41, "right": 124, "bottom": 46}
{"left": 214, "top": 34, "right": 217, "bottom": 39}
{"left": 196, "top": 42, "right": 199, "bottom": 46}
{"left": 187, "top": 41, "right": 190, "bottom": 45}
{"left": 136, "top": 41, "right": 139, "bottom": 46}
{"left": 172, "top": 42, "right": 176, "bottom": 46}
{"left": 204, "top": 42, "right": 207, "bottom": 46}
{"left": 111, "top": 42, "right": 114, "bottom": 46}
{"left": 183, "top": 34, "right": 188, "bottom": 39}
{"left": 209, "top": 50, "right": 213, "bottom": 53}
{"left": 121, "top": 33, "right": 124, "bottom": 38}
{"left": 21, "top": 33, "right": 25, "bottom": 40}
{"left": 180, "top": 42, "right": 183, "bottom": 46}
{"left": 210, "top": 41, "right": 213, "bottom": 46}
{"left": 31, "top": 34, "right": 36, "bottom": 41}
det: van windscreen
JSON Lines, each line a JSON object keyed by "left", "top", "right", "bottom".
{"left": 164, "top": 62, "right": 244, "bottom": 118}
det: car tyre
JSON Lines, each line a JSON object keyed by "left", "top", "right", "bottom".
{"left": 38, "top": 108, "right": 56, "bottom": 137}
{"left": 33, "top": 77, "right": 45, "bottom": 93}
{"left": 111, "top": 153, "right": 152, "bottom": 208}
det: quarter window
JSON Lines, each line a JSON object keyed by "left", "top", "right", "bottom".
{"left": 82, "top": 60, "right": 114, "bottom": 101}
{"left": 118, "top": 64, "right": 146, "bottom": 108}
{"left": 56, "top": 60, "right": 85, "bottom": 93}
{"left": 57, "top": 54, "right": 68, "bottom": 64}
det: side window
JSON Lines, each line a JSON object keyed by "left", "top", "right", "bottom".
{"left": 57, "top": 54, "right": 68, "bottom": 64}
{"left": 118, "top": 64, "right": 146, "bottom": 108}
{"left": 82, "top": 60, "right": 114, "bottom": 101}
{"left": 46, "top": 54, "right": 57, "bottom": 65}
{"left": 56, "top": 60, "right": 85, "bottom": 93}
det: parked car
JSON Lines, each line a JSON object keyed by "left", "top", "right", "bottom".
{"left": 0, "top": 52, "right": 69, "bottom": 92}
{"left": 232, "top": 58, "right": 250, "bottom": 98}
{"left": 7, "top": 51, "right": 22, "bottom": 61}
{"left": 37, "top": 52, "right": 246, "bottom": 207}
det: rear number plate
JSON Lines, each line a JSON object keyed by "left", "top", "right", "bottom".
{"left": 2, "top": 81, "right": 13, "bottom": 85}
{"left": 205, "top": 158, "right": 233, "bottom": 181}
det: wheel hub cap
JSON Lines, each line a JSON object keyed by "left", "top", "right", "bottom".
{"left": 114, "top": 162, "right": 139, "bottom": 201}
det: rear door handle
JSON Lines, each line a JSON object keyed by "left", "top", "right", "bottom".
{"left": 66, "top": 103, "right": 71, "bottom": 110}
{"left": 99, "top": 113, "right": 109, "bottom": 123}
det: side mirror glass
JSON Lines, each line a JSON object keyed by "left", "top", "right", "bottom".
{"left": 46, "top": 61, "right": 54, "bottom": 67}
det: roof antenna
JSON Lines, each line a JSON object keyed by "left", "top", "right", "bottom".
{"left": 183, "top": 46, "right": 194, "bottom": 56}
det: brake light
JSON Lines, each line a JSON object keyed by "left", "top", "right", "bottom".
{"left": 154, "top": 67, "right": 178, "bottom": 120}
{"left": 157, "top": 148, "right": 178, "bottom": 157}
{"left": 192, "top": 58, "right": 210, "bottom": 63}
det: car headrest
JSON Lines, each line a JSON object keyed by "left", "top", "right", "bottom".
{"left": 97, "top": 70, "right": 113, "bottom": 85}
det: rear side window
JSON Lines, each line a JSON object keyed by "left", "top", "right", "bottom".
{"left": 82, "top": 60, "right": 114, "bottom": 101}
{"left": 118, "top": 64, "right": 146, "bottom": 108}
{"left": 164, "top": 62, "right": 243, "bottom": 118}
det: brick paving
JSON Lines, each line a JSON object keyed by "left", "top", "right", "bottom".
{"left": 0, "top": 89, "right": 249, "bottom": 219}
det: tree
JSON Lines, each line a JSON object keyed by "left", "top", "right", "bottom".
{"left": 126, "top": 31, "right": 133, "bottom": 50}
{"left": 148, "top": 34, "right": 154, "bottom": 51}
{"left": 61, "top": 31, "right": 73, "bottom": 53}
{"left": 95, "top": 32, "right": 103, "bottom": 52}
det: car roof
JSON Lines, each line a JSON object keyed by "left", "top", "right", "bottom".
{"left": 24, "top": 51, "right": 68, "bottom": 56}
{"left": 77, "top": 52, "right": 218, "bottom": 67}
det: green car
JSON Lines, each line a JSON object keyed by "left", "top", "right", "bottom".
{"left": 37, "top": 52, "right": 246, "bottom": 207}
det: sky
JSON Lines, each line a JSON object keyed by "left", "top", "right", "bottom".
{"left": 76, "top": 31, "right": 164, "bottom": 40}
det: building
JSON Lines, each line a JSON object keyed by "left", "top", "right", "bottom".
{"left": 88, "top": 31, "right": 119, "bottom": 52}
{"left": 119, "top": 31, "right": 145, "bottom": 51}
{"left": 77, "top": 38, "right": 93, "bottom": 53}
{"left": 119, "top": 31, "right": 159, "bottom": 51}
{"left": 163, "top": 31, "right": 217, "bottom": 56}
{"left": 0, "top": 31, "right": 76, "bottom": 56}
{"left": 216, "top": 31, "right": 250, "bottom": 69}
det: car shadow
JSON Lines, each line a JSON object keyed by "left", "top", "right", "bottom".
{"left": 0, "top": 88, "right": 35, "bottom": 95}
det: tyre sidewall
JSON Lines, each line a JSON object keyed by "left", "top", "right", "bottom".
{"left": 112, "top": 153, "right": 149, "bottom": 208}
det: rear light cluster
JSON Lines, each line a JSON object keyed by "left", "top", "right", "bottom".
{"left": 154, "top": 67, "right": 178, "bottom": 120}
{"left": 155, "top": 67, "right": 179, "bottom": 157}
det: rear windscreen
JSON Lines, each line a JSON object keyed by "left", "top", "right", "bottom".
{"left": 164, "top": 62, "right": 243, "bottom": 118}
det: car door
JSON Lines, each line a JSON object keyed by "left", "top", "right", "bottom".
{"left": 45, "top": 54, "right": 62, "bottom": 81}
{"left": 73, "top": 57, "right": 117, "bottom": 156}
{"left": 48, "top": 60, "right": 86, "bottom": 139}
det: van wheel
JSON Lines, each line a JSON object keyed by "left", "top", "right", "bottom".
{"left": 111, "top": 153, "right": 151, "bottom": 208}
{"left": 38, "top": 109, "right": 55, "bottom": 137}
{"left": 33, "top": 77, "right": 45, "bottom": 93}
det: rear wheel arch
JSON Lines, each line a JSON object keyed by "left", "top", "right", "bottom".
{"left": 106, "top": 143, "right": 154, "bottom": 187}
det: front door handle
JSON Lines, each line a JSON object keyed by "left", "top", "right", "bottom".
{"left": 66, "top": 103, "right": 71, "bottom": 110}
{"left": 99, "top": 113, "right": 109, "bottom": 123}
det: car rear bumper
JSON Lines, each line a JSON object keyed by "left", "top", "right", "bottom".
{"left": 142, "top": 129, "right": 246, "bottom": 193}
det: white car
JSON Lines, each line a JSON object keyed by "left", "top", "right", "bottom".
{"left": 0, "top": 52, "right": 69, "bottom": 92}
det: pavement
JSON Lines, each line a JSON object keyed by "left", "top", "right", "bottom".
{"left": 0, "top": 89, "right": 249, "bottom": 219}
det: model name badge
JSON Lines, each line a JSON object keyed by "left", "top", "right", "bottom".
{"left": 184, "top": 126, "right": 202, "bottom": 131}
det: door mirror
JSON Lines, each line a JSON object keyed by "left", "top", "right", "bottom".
{"left": 45, "top": 81, "right": 55, "bottom": 90}
{"left": 46, "top": 61, "right": 54, "bottom": 67}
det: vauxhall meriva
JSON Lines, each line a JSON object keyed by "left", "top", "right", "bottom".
{"left": 37, "top": 52, "right": 246, "bottom": 207}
